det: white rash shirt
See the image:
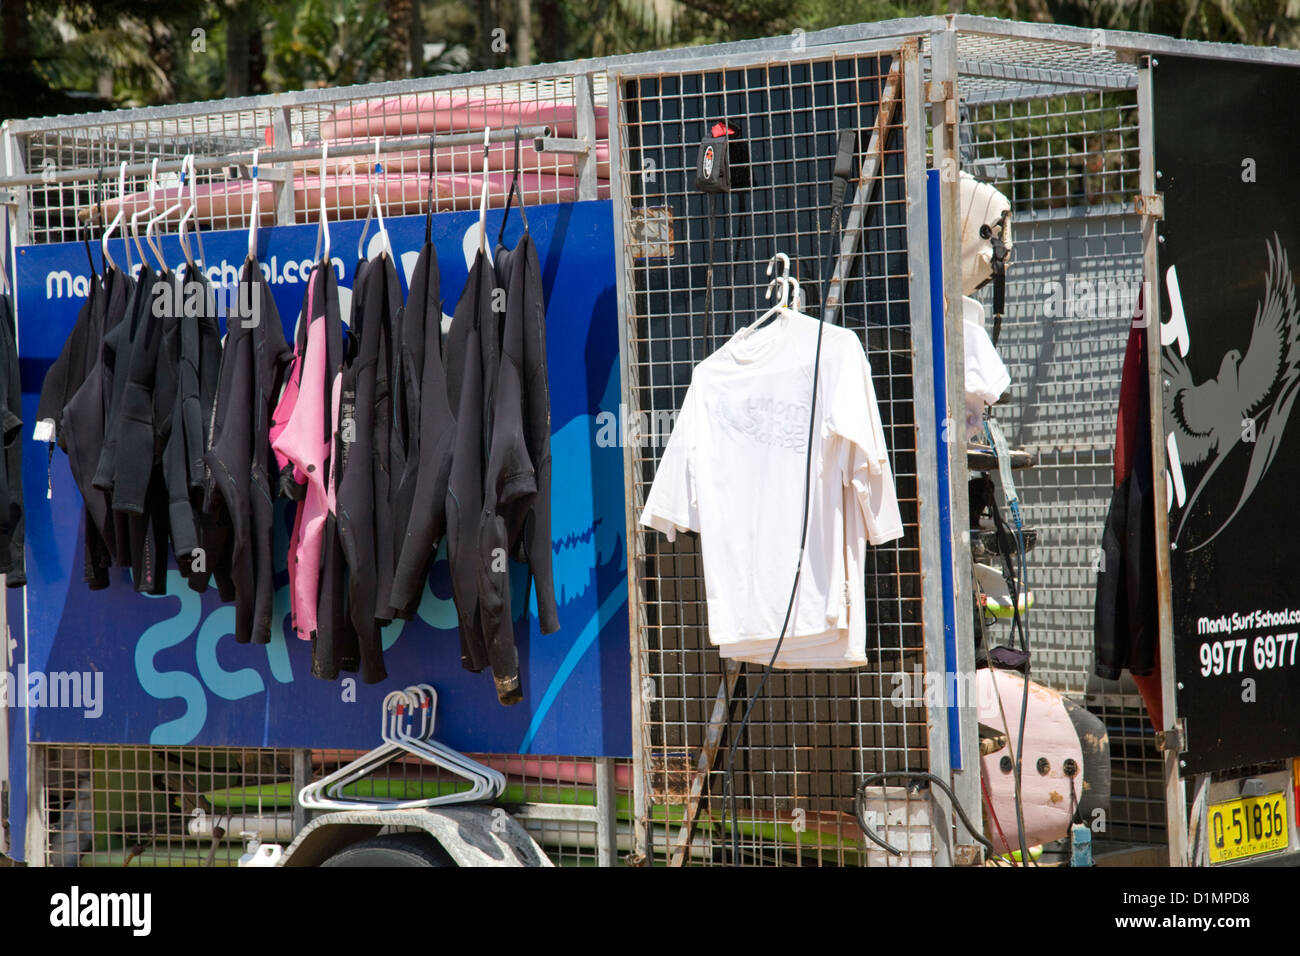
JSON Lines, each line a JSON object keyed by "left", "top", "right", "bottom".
{"left": 639, "top": 309, "right": 904, "bottom": 668}
{"left": 963, "top": 297, "right": 1011, "bottom": 440}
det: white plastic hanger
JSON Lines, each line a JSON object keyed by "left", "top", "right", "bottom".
{"left": 391, "top": 685, "right": 504, "bottom": 798}
{"left": 145, "top": 157, "right": 187, "bottom": 272}
{"left": 357, "top": 139, "right": 392, "bottom": 262}
{"left": 298, "top": 692, "right": 412, "bottom": 810}
{"left": 313, "top": 142, "right": 331, "bottom": 265}
{"left": 325, "top": 685, "right": 500, "bottom": 805}
{"left": 299, "top": 688, "right": 501, "bottom": 811}
{"left": 299, "top": 692, "right": 432, "bottom": 810}
{"left": 129, "top": 158, "right": 159, "bottom": 271}
{"left": 101, "top": 161, "right": 129, "bottom": 274}
{"left": 747, "top": 253, "right": 799, "bottom": 332}
{"left": 478, "top": 126, "right": 491, "bottom": 256}
{"left": 246, "top": 148, "right": 261, "bottom": 261}
{"left": 177, "top": 155, "right": 206, "bottom": 270}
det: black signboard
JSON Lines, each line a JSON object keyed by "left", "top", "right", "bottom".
{"left": 1156, "top": 54, "right": 1300, "bottom": 773}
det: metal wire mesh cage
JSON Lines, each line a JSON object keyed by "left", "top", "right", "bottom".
{"left": 611, "top": 41, "right": 938, "bottom": 866}
{"left": 33, "top": 745, "right": 630, "bottom": 867}
{"left": 956, "top": 43, "right": 1165, "bottom": 849}
{"left": 11, "top": 72, "right": 610, "bottom": 246}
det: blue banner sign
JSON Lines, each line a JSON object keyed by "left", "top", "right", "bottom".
{"left": 10, "top": 200, "right": 630, "bottom": 757}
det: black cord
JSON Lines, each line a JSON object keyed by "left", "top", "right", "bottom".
{"left": 983, "top": 448, "right": 1034, "bottom": 865}
{"left": 854, "top": 772, "right": 994, "bottom": 856}
{"left": 1011, "top": 504, "right": 1033, "bottom": 865}
{"left": 703, "top": 192, "right": 718, "bottom": 354}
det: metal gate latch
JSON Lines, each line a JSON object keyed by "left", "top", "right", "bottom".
{"left": 1155, "top": 719, "right": 1186, "bottom": 753}
{"left": 1133, "top": 192, "right": 1164, "bottom": 218}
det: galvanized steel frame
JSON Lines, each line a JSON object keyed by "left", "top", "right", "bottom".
{"left": 1136, "top": 54, "right": 1188, "bottom": 868}
{"left": 610, "top": 34, "right": 945, "bottom": 866}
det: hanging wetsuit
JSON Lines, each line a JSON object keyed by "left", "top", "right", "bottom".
{"left": 204, "top": 256, "right": 293, "bottom": 644}
{"left": 495, "top": 227, "right": 559, "bottom": 636}
{"left": 89, "top": 262, "right": 171, "bottom": 593}
{"left": 314, "top": 295, "right": 356, "bottom": 676}
{"left": 1094, "top": 295, "right": 1160, "bottom": 727}
{"left": 38, "top": 267, "right": 104, "bottom": 585}
{"left": 337, "top": 253, "right": 402, "bottom": 683}
{"left": 444, "top": 249, "right": 498, "bottom": 685}
{"left": 36, "top": 273, "right": 101, "bottom": 447}
{"left": 271, "top": 263, "right": 340, "bottom": 645}
{"left": 94, "top": 263, "right": 154, "bottom": 572}
{"left": 477, "top": 241, "right": 534, "bottom": 705}
{"left": 163, "top": 269, "right": 222, "bottom": 583}
{"left": 385, "top": 286, "right": 409, "bottom": 626}
{"left": 313, "top": 266, "right": 355, "bottom": 679}
{"left": 389, "top": 239, "right": 455, "bottom": 619}
{"left": 61, "top": 265, "right": 133, "bottom": 588}
{"left": 0, "top": 293, "right": 24, "bottom": 585}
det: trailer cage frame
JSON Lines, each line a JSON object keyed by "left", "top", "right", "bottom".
{"left": 5, "top": 13, "right": 1300, "bottom": 868}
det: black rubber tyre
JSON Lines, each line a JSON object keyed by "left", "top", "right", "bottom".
{"left": 320, "top": 833, "right": 454, "bottom": 867}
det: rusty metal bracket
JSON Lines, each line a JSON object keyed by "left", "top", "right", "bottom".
{"left": 926, "top": 80, "right": 954, "bottom": 103}
{"left": 925, "top": 78, "right": 959, "bottom": 127}
{"left": 954, "top": 844, "right": 984, "bottom": 866}
{"left": 1133, "top": 192, "right": 1164, "bottom": 218}
{"left": 1155, "top": 718, "right": 1187, "bottom": 754}
{"left": 627, "top": 205, "right": 674, "bottom": 259}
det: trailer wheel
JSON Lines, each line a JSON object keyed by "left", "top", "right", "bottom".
{"left": 319, "top": 833, "right": 454, "bottom": 867}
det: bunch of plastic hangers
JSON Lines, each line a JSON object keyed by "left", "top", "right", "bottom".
{"left": 297, "top": 684, "right": 506, "bottom": 811}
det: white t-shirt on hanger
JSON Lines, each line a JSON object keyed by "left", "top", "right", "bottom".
{"left": 640, "top": 309, "right": 904, "bottom": 668}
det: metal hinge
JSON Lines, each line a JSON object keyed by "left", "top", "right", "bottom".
{"left": 1155, "top": 718, "right": 1186, "bottom": 754}
{"left": 925, "top": 80, "right": 959, "bottom": 126}
{"left": 1133, "top": 192, "right": 1164, "bottom": 218}
{"left": 627, "top": 205, "right": 674, "bottom": 260}
{"left": 953, "top": 844, "right": 983, "bottom": 866}
{"left": 926, "top": 80, "right": 954, "bottom": 102}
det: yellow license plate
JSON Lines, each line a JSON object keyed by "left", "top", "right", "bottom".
{"left": 1209, "top": 791, "right": 1290, "bottom": 864}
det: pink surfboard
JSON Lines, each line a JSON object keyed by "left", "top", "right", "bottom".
{"left": 287, "top": 136, "right": 611, "bottom": 181}
{"left": 977, "top": 668, "right": 1087, "bottom": 856}
{"left": 318, "top": 92, "right": 610, "bottom": 141}
{"left": 94, "top": 169, "right": 609, "bottom": 228}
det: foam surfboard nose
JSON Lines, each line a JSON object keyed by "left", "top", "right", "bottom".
{"left": 977, "top": 668, "right": 1106, "bottom": 856}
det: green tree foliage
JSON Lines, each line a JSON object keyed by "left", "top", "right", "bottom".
{"left": 2, "top": 0, "right": 1300, "bottom": 117}
{"left": 266, "top": 0, "right": 392, "bottom": 89}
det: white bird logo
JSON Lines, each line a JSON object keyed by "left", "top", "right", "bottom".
{"left": 1166, "top": 234, "right": 1300, "bottom": 550}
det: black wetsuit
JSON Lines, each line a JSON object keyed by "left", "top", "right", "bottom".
{"left": 163, "top": 269, "right": 222, "bottom": 582}
{"left": 444, "top": 250, "right": 495, "bottom": 682}
{"left": 389, "top": 241, "right": 455, "bottom": 619}
{"left": 60, "top": 265, "right": 132, "bottom": 588}
{"left": 494, "top": 231, "right": 558, "bottom": 635}
{"left": 203, "top": 256, "right": 292, "bottom": 644}
{"left": 336, "top": 254, "right": 402, "bottom": 682}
